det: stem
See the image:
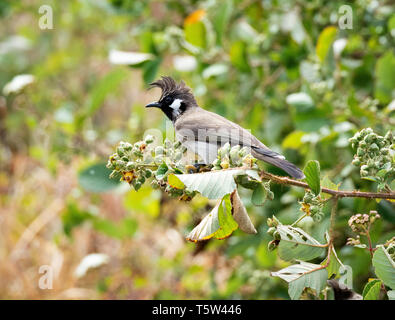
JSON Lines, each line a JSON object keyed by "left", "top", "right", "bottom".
{"left": 260, "top": 171, "right": 395, "bottom": 200}
{"left": 329, "top": 196, "right": 339, "bottom": 241}
{"left": 291, "top": 213, "right": 308, "bottom": 227}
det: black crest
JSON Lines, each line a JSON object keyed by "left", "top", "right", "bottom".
{"left": 149, "top": 76, "right": 197, "bottom": 106}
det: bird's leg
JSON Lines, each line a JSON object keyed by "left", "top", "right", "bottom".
{"left": 186, "top": 162, "right": 213, "bottom": 173}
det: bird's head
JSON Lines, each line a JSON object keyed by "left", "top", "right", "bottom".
{"left": 145, "top": 76, "right": 197, "bottom": 121}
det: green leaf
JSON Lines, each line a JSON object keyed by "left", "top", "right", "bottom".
{"left": 372, "top": 245, "right": 395, "bottom": 289}
{"left": 303, "top": 160, "right": 321, "bottom": 195}
{"left": 62, "top": 203, "right": 94, "bottom": 237}
{"left": 186, "top": 194, "right": 238, "bottom": 241}
{"left": 272, "top": 261, "right": 328, "bottom": 300}
{"left": 276, "top": 224, "right": 327, "bottom": 261}
{"left": 215, "top": 194, "right": 238, "bottom": 239}
{"left": 251, "top": 183, "right": 266, "bottom": 206}
{"left": 388, "top": 290, "right": 395, "bottom": 300}
{"left": 316, "top": 26, "right": 337, "bottom": 63}
{"left": 324, "top": 245, "right": 343, "bottom": 278}
{"left": 230, "top": 40, "right": 250, "bottom": 72}
{"left": 212, "top": 0, "right": 233, "bottom": 45}
{"left": 321, "top": 175, "right": 340, "bottom": 200}
{"left": 155, "top": 163, "right": 168, "bottom": 180}
{"left": 142, "top": 57, "right": 162, "bottom": 84}
{"left": 79, "top": 162, "right": 121, "bottom": 193}
{"left": 167, "top": 174, "right": 185, "bottom": 189}
{"left": 375, "top": 50, "right": 395, "bottom": 104}
{"left": 78, "top": 69, "right": 127, "bottom": 126}
{"left": 362, "top": 279, "right": 382, "bottom": 300}
{"left": 185, "top": 21, "right": 206, "bottom": 48}
{"left": 93, "top": 217, "right": 138, "bottom": 239}
{"left": 175, "top": 168, "right": 247, "bottom": 199}
{"left": 282, "top": 131, "right": 306, "bottom": 150}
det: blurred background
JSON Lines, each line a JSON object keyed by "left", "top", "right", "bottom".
{"left": 0, "top": 0, "right": 394, "bottom": 299}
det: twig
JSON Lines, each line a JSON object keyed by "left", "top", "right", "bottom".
{"left": 260, "top": 171, "right": 395, "bottom": 200}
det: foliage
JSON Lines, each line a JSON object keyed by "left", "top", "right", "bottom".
{"left": 0, "top": 0, "right": 394, "bottom": 300}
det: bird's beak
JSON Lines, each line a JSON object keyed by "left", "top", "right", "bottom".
{"left": 145, "top": 101, "right": 161, "bottom": 108}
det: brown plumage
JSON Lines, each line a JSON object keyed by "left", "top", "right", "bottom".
{"left": 146, "top": 76, "right": 304, "bottom": 179}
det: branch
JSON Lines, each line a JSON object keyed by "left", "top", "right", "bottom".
{"left": 260, "top": 171, "right": 395, "bottom": 200}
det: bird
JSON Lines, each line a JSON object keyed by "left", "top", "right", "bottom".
{"left": 145, "top": 76, "right": 304, "bottom": 179}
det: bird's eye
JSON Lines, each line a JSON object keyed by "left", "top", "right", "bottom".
{"left": 163, "top": 96, "right": 173, "bottom": 105}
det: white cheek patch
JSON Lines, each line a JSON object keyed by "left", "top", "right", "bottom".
{"left": 169, "top": 98, "right": 182, "bottom": 110}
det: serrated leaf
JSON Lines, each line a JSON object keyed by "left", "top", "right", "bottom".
{"left": 276, "top": 224, "right": 327, "bottom": 261}
{"left": 303, "top": 160, "right": 321, "bottom": 195}
{"left": 186, "top": 194, "right": 238, "bottom": 241}
{"left": 362, "top": 279, "right": 382, "bottom": 300}
{"left": 175, "top": 169, "right": 245, "bottom": 199}
{"left": 372, "top": 245, "right": 395, "bottom": 289}
{"left": 272, "top": 261, "right": 328, "bottom": 300}
{"left": 79, "top": 163, "right": 121, "bottom": 193}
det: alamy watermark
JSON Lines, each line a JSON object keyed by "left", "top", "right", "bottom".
{"left": 38, "top": 5, "right": 53, "bottom": 30}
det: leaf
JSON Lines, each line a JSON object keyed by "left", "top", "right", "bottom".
{"left": 303, "top": 160, "right": 321, "bottom": 195}
{"left": 321, "top": 175, "right": 340, "bottom": 200}
{"left": 212, "top": 0, "right": 233, "bottom": 44}
{"left": 215, "top": 194, "right": 238, "bottom": 239}
{"left": 316, "top": 26, "right": 337, "bottom": 63}
{"left": 79, "top": 162, "right": 121, "bottom": 193}
{"left": 230, "top": 190, "right": 257, "bottom": 234}
{"left": 175, "top": 168, "right": 246, "bottom": 199}
{"left": 230, "top": 40, "right": 250, "bottom": 72}
{"left": 372, "top": 245, "right": 395, "bottom": 289}
{"left": 272, "top": 261, "right": 328, "bottom": 300}
{"left": 324, "top": 245, "right": 343, "bottom": 278}
{"left": 143, "top": 58, "right": 162, "bottom": 84}
{"left": 251, "top": 183, "right": 267, "bottom": 206}
{"left": 282, "top": 131, "right": 306, "bottom": 150}
{"left": 362, "top": 279, "right": 382, "bottom": 300}
{"left": 77, "top": 69, "right": 127, "bottom": 126}
{"left": 202, "top": 63, "right": 229, "bottom": 79}
{"left": 388, "top": 290, "right": 395, "bottom": 300}
{"left": 184, "top": 20, "right": 206, "bottom": 48}
{"left": 375, "top": 50, "right": 395, "bottom": 104}
{"left": 276, "top": 224, "right": 327, "bottom": 261}
{"left": 286, "top": 92, "right": 314, "bottom": 112}
{"left": 108, "top": 50, "right": 154, "bottom": 65}
{"left": 155, "top": 163, "right": 168, "bottom": 180}
{"left": 167, "top": 174, "right": 185, "bottom": 189}
{"left": 93, "top": 217, "right": 138, "bottom": 239}
{"left": 186, "top": 194, "right": 238, "bottom": 241}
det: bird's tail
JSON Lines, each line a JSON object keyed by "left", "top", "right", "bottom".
{"left": 252, "top": 147, "right": 305, "bottom": 179}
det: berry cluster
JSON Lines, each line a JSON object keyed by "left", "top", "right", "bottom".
{"left": 349, "top": 128, "right": 394, "bottom": 191}
{"left": 299, "top": 190, "right": 324, "bottom": 221}
{"left": 211, "top": 143, "right": 258, "bottom": 170}
{"left": 348, "top": 211, "right": 380, "bottom": 235}
{"left": 384, "top": 237, "right": 395, "bottom": 260}
{"left": 106, "top": 135, "right": 188, "bottom": 193}
{"left": 266, "top": 216, "right": 280, "bottom": 251}
{"left": 346, "top": 211, "right": 380, "bottom": 248}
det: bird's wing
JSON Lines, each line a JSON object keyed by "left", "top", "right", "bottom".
{"left": 175, "top": 108, "right": 276, "bottom": 152}
{"left": 174, "top": 107, "right": 304, "bottom": 179}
